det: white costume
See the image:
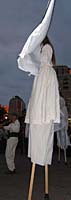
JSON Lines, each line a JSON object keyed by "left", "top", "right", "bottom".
{"left": 17, "top": 0, "right": 59, "bottom": 165}
{"left": 55, "top": 96, "right": 71, "bottom": 149}
{"left": 25, "top": 44, "right": 60, "bottom": 165}
{"left": 4, "top": 119, "right": 20, "bottom": 171}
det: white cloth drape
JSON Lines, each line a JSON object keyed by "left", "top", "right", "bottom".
{"left": 25, "top": 45, "right": 60, "bottom": 165}
{"left": 18, "top": 0, "right": 55, "bottom": 76}
{"left": 28, "top": 122, "right": 54, "bottom": 165}
{"left": 25, "top": 45, "right": 60, "bottom": 125}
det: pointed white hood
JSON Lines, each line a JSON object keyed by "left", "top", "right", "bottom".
{"left": 18, "top": 0, "right": 56, "bottom": 75}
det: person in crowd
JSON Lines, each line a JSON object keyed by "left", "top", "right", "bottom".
{"left": 55, "top": 95, "right": 71, "bottom": 163}
{"left": 2, "top": 113, "right": 20, "bottom": 174}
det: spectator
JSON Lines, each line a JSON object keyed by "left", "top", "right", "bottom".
{"left": 55, "top": 96, "right": 71, "bottom": 162}
{"left": 3, "top": 113, "right": 20, "bottom": 174}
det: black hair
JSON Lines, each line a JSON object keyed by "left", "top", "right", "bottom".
{"left": 10, "top": 113, "right": 17, "bottom": 117}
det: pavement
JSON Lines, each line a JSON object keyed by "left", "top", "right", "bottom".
{"left": 0, "top": 146, "right": 71, "bottom": 200}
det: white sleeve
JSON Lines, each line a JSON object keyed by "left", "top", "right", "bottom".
{"left": 4, "top": 121, "right": 20, "bottom": 133}
{"left": 4, "top": 124, "right": 12, "bottom": 131}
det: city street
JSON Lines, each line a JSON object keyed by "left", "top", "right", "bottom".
{"left": 0, "top": 148, "right": 71, "bottom": 200}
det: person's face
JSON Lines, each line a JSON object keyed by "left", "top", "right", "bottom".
{"left": 12, "top": 115, "right": 17, "bottom": 122}
{"left": 8, "top": 114, "right": 12, "bottom": 121}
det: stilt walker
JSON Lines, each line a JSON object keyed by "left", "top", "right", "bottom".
{"left": 17, "top": 0, "right": 60, "bottom": 199}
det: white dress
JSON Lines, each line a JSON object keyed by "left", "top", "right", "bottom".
{"left": 25, "top": 44, "right": 60, "bottom": 165}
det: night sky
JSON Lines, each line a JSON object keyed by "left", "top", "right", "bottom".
{"left": 0, "top": 0, "right": 71, "bottom": 106}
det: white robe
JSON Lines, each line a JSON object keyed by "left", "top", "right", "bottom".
{"left": 17, "top": 0, "right": 58, "bottom": 165}
{"left": 25, "top": 44, "right": 60, "bottom": 165}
